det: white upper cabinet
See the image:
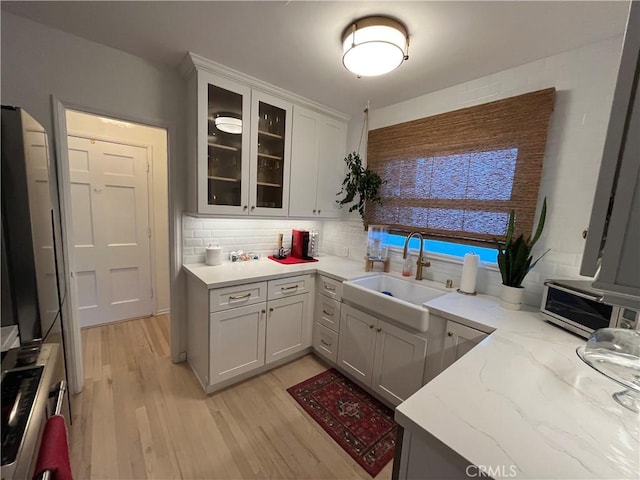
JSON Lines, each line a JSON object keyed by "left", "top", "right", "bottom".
{"left": 581, "top": 3, "right": 640, "bottom": 308}
{"left": 196, "top": 69, "right": 251, "bottom": 215}
{"left": 249, "top": 91, "right": 292, "bottom": 217}
{"left": 183, "top": 53, "right": 349, "bottom": 217}
{"left": 289, "top": 106, "right": 347, "bottom": 218}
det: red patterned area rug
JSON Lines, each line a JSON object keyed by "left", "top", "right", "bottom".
{"left": 287, "top": 368, "right": 397, "bottom": 477}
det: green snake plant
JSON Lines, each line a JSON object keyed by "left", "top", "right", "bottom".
{"left": 493, "top": 198, "right": 550, "bottom": 288}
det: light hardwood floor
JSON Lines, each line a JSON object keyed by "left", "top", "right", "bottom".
{"left": 69, "top": 315, "right": 394, "bottom": 479}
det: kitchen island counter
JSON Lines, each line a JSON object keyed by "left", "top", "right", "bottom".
{"left": 396, "top": 292, "right": 639, "bottom": 479}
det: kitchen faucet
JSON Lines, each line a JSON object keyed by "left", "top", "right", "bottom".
{"left": 403, "top": 232, "right": 431, "bottom": 280}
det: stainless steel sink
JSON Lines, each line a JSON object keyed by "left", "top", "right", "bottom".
{"left": 342, "top": 274, "right": 447, "bottom": 332}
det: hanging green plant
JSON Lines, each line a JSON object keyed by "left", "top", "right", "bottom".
{"left": 336, "top": 151, "right": 386, "bottom": 225}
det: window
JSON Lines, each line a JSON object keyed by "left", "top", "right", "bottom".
{"left": 366, "top": 88, "right": 556, "bottom": 248}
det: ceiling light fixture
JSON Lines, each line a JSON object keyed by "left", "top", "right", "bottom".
{"left": 214, "top": 116, "right": 242, "bottom": 134}
{"left": 342, "top": 16, "right": 409, "bottom": 77}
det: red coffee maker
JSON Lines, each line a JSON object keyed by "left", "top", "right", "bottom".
{"left": 291, "top": 229, "right": 312, "bottom": 260}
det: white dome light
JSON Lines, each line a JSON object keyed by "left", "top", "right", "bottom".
{"left": 215, "top": 116, "right": 242, "bottom": 134}
{"left": 342, "top": 16, "right": 409, "bottom": 77}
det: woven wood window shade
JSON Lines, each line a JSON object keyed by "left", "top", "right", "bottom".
{"left": 366, "top": 88, "right": 556, "bottom": 246}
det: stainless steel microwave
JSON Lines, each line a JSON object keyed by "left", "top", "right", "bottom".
{"left": 540, "top": 279, "right": 640, "bottom": 339}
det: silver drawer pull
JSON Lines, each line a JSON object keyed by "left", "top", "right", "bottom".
{"left": 320, "top": 339, "right": 331, "bottom": 347}
{"left": 324, "top": 285, "right": 336, "bottom": 292}
{"left": 229, "top": 292, "right": 251, "bottom": 301}
{"left": 281, "top": 285, "right": 299, "bottom": 293}
{"left": 322, "top": 310, "right": 333, "bottom": 317}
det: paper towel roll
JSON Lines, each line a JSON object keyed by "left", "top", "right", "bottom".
{"left": 460, "top": 252, "right": 479, "bottom": 294}
{"left": 205, "top": 244, "right": 223, "bottom": 266}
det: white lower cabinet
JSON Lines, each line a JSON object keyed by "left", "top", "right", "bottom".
{"left": 210, "top": 303, "right": 266, "bottom": 384}
{"left": 440, "top": 320, "right": 488, "bottom": 372}
{"left": 313, "top": 322, "right": 339, "bottom": 363}
{"left": 337, "top": 305, "right": 377, "bottom": 384}
{"left": 337, "top": 304, "right": 427, "bottom": 406}
{"left": 188, "top": 274, "right": 313, "bottom": 393}
{"left": 265, "top": 293, "right": 311, "bottom": 364}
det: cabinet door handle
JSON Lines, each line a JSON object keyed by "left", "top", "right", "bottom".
{"left": 281, "top": 285, "right": 299, "bottom": 293}
{"left": 251, "top": 206, "right": 255, "bottom": 211}
{"left": 318, "top": 209, "right": 321, "bottom": 214}
{"left": 261, "top": 309, "right": 266, "bottom": 314}
{"left": 313, "top": 209, "right": 317, "bottom": 214}
{"left": 243, "top": 205, "right": 248, "bottom": 211}
{"left": 376, "top": 327, "right": 382, "bottom": 332}
{"left": 320, "top": 339, "right": 331, "bottom": 347}
{"left": 324, "top": 285, "right": 336, "bottom": 292}
{"left": 322, "top": 310, "right": 333, "bottom": 316}
{"left": 447, "top": 331, "right": 454, "bottom": 337}
{"left": 229, "top": 293, "right": 251, "bottom": 301}
{"left": 369, "top": 324, "right": 375, "bottom": 329}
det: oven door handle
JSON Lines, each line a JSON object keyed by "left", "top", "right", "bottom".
{"left": 543, "top": 281, "right": 604, "bottom": 302}
{"left": 48, "top": 380, "right": 66, "bottom": 416}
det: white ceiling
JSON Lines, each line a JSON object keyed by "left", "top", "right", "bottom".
{"left": 1, "top": 1, "right": 630, "bottom": 116}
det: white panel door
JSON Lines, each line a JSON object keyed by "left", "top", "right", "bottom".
{"left": 316, "top": 116, "right": 347, "bottom": 218}
{"left": 289, "top": 106, "right": 319, "bottom": 217}
{"left": 265, "top": 293, "right": 310, "bottom": 364}
{"left": 337, "top": 304, "right": 377, "bottom": 385}
{"left": 372, "top": 319, "right": 427, "bottom": 406}
{"left": 67, "top": 135, "right": 151, "bottom": 327}
{"left": 210, "top": 303, "right": 266, "bottom": 385}
{"left": 441, "top": 321, "right": 488, "bottom": 373}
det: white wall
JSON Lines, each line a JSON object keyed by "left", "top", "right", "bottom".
{"left": 328, "top": 37, "right": 624, "bottom": 307}
{"left": 65, "top": 110, "right": 170, "bottom": 314}
{"left": 1, "top": 12, "right": 187, "bottom": 362}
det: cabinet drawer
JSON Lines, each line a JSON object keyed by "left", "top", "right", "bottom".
{"left": 267, "top": 275, "right": 311, "bottom": 300}
{"left": 315, "top": 294, "right": 341, "bottom": 331}
{"left": 319, "top": 275, "right": 342, "bottom": 301}
{"left": 313, "top": 322, "right": 339, "bottom": 364}
{"left": 209, "top": 281, "right": 267, "bottom": 313}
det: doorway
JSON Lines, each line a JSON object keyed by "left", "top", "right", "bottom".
{"left": 64, "top": 110, "right": 170, "bottom": 328}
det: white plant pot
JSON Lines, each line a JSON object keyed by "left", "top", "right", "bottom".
{"left": 500, "top": 284, "right": 524, "bottom": 310}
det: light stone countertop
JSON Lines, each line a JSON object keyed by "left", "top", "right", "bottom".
{"left": 182, "top": 255, "right": 371, "bottom": 287}
{"left": 398, "top": 292, "right": 639, "bottom": 479}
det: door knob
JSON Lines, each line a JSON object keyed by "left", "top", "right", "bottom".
{"left": 447, "top": 331, "right": 454, "bottom": 337}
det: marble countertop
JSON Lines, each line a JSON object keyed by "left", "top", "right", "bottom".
{"left": 397, "top": 292, "right": 639, "bottom": 479}
{"left": 183, "top": 255, "right": 370, "bottom": 288}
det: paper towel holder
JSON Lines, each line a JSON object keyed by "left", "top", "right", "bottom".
{"left": 456, "top": 288, "right": 477, "bottom": 296}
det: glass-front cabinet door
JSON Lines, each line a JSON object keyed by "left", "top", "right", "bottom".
{"left": 249, "top": 91, "right": 292, "bottom": 216}
{"left": 197, "top": 71, "right": 251, "bottom": 214}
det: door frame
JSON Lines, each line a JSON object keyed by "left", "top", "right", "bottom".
{"left": 51, "top": 96, "right": 172, "bottom": 393}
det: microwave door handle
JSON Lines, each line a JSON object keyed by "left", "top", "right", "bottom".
{"left": 543, "top": 282, "right": 604, "bottom": 302}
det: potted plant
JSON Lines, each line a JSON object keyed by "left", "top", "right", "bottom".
{"left": 493, "top": 198, "right": 550, "bottom": 310}
{"left": 336, "top": 152, "right": 385, "bottom": 227}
